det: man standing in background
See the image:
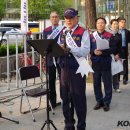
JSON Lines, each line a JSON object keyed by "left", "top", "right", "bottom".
{"left": 90, "top": 17, "right": 116, "bottom": 112}
{"left": 43, "top": 11, "right": 63, "bottom": 109}
{"left": 118, "top": 17, "right": 130, "bottom": 85}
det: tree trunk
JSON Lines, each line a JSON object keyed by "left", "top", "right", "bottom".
{"left": 85, "top": 0, "right": 97, "bottom": 29}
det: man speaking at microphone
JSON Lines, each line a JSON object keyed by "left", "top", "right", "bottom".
{"left": 43, "top": 11, "right": 64, "bottom": 109}
{"left": 58, "top": 8, "right": 90, "bottom": 130}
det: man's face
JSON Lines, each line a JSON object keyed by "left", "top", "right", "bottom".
{"left": 64, "top": 16, "right": 78, "bottom": 29}
{"left": 118, "top": 20, "right": 126, "bottom": 29}
{"left": 50, "top": 12, "right": 59, "bottom": 26}
{"left": 96, "top": 19, "right": 106, "bottom": 31}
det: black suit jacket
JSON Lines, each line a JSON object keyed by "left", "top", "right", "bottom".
{"left": 43, "top": 26, "right": 60, "bottom": 67}
{"left": 120, "top": 29, "right": 130, "bottom": 59}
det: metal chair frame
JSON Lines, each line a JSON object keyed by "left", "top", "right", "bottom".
{"left": 19, "top": 65, "right": 53, "bottom": 122}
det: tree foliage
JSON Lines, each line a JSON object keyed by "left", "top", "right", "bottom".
{"left": 0, "top": 0, "right": 6, "bottom": 20}
{"left": 12, "top": 0, "right": 73, "bottom": 20}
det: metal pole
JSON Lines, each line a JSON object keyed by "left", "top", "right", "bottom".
{"left": 118, "top": 0, "right": 120, "bottom": 17}
{"left": 7, "top": 35, "right": 10, "bottom": 90}
{"left": 101, "top": 0, "right": 103, "bottom": 17}
{"left": 6, "top": 0, "right": 7, "bottom": 10}
{"left": 123, "top": 0, "right": 126, "bottom": 18}
{"left": 40, "top": 55, "right": 42, "bottom": 77}
{"left": 24, "top": 35, "right": 27, "bottom": 66}
{"left": 74, "top": 0, "right": 78, "bottom": 10}
{"left": 15, "top": 35, "right": 18, "bottom": 88}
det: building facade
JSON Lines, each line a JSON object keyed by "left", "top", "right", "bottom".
{"left": 96, "top": 0, "right": 130, "bottom": 28}
{"left": 72, "top": 0, "right": 86, "bottom": 27}
{"left": 73, "top": 0, "right": 130, "bottom": 29}
{"left": 3, "top": 0, "right": 130, "bottom": 29}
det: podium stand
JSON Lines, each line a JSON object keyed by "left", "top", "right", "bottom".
{"left": 28, "top": 39, "right": 64, "bottom": 130}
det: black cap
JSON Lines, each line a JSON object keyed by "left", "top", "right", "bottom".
{"left": 64, "top": 8, "right": 78, "bottom": 18}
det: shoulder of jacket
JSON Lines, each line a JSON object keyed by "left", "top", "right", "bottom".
{"left": 44, "top": 26, "right": 52, "bottom": 31}
{"left": 104, "top": 31, "right": 113, "bottom": 37}
{"left": 74, "top": 26, "right": 86, "bottom": 34}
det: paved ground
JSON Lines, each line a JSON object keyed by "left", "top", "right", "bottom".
{"left": 0, "top": 79, "right": 130, "bottom": 130}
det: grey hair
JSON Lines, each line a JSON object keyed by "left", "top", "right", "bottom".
{"left": 50, "top": 11, "right": 59, "bottom": 18}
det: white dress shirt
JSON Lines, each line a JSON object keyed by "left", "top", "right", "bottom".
{"left": 58, "top": 24, "right": 90, "bottom": 58}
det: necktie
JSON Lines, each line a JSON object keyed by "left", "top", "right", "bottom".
{"left": 120, "top": 29, "right": 126, "bottom": 47}
{"left": 69, "top": 30, "right": 72, "bottom": 35}
{"left": 52, "top": 26, "right": 56, "bottom": 66}
{"left": 53, "top": 26, "right": 56, "bottom": 31}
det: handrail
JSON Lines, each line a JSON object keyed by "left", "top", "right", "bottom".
{"left": 0, "top": 32, "right": 44, "bottom": 93}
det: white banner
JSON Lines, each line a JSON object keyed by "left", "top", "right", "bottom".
{"left": 21, "top": 0, "right": 28, "bottom": 32}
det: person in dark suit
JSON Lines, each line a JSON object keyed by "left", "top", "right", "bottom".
{"left": 58, "top": 8, "right": 90, "bottom": 130}
{"left": 106, "top": 19, "right": 122, "bottom": 93}
{"left": 117, "top": 17, "right": 130, "bottom": 85}
{"left": 90, "top": 17, "right": 117, "bottom": 112}
{"left": 43, "top": 11, "right": 63, "bottom": 108}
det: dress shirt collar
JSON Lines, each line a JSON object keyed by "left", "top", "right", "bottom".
{"left": 52, "top": 25, "right": 59, "bottom": 30}
{"left": 66, "top": 24, "right": 79, "bottom": 34}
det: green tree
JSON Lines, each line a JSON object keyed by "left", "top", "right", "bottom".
{"left": 13, "top": 0, "right": 73, "bottom": 20}
{"left": 85, "top": 0, "right": 97, "bottom": 29}
{"left": 28, "top": 0, "right": 73, "bottom": 20}
{"left": 0, "top": 0, "right": 6, "bottom": 20}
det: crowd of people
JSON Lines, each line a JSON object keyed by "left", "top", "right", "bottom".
{"left": 43, "top": 7, "right": 130, "bottom": 130}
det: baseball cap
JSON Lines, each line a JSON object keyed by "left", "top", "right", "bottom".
{"left": 64, "top": 8, "right": 78, "bottom": 18}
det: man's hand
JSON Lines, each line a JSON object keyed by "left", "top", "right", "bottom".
{"left": 60, "top": 44, "right": 70, "bottom": 54}
{"left": 60, "top": 44, "right": 65, "bottom": 49}
{"left": 114, "top": 54, "right": 120, "bottom": 61}
{"left": 94, "top": 49, "right": 102, "bottom": 56}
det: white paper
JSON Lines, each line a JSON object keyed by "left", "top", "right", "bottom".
{"left": 111, "top": 55, "right": 123, "bottom": 75}
{"left": 96, "top": 39, "right": 109, "bottom": 50}
{"left": 93, "top": 31, "right": 109, "bottom": 50}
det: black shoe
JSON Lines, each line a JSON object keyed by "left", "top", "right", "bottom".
{"left": 103, "top": 104, "right": 110, "bottom": 112}
{"left": 123, "top": 81, "right": 127, "bottom": 85}
{"left": 64, "top": 126, "right": 75, "bottom": 130}
{"left": 93, "top": 103, "right": 104, "bottom": 110}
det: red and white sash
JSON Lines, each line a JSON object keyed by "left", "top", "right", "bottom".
{"left": 48, "top": 25, "right": 64, "bottom": 39}
{"left": 48, "top": 25, "right": 64, "bottom": 66}
{"left": 66, "top": 32, "right": 93, "bottom": 77}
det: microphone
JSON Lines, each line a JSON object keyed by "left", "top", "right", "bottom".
{"left": 63, "top": 29, "right": 71, "bottom": 35}
{"left": 62, "top": 30, "right": 67, "bottom": 49}
{"left": 62, "top": 29, "right": 71, "bottom": 54}
{"left": 62, "top": 29, "right": 71, "bottom": 49}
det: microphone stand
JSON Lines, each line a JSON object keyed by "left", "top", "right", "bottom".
{"left": 62, "top": 30, "right": 74, "bottom": 126}
{"left": 41, "top": 46, "right": 57, "bottom": 130}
